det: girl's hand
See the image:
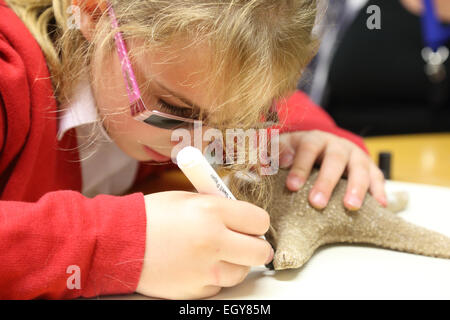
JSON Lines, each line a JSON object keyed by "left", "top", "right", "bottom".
{"left": 136, "top": 191, "right": 273, "bottom": 300}
{"left": 278, "top": 130, "right": 387, "bottom": 211}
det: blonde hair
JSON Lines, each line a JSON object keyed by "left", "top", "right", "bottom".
{"left": 5, "top": 0, "right": 320, "bottom": 208}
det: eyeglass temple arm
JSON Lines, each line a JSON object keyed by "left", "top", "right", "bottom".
{"left": 106, "top": 2, "right": 146, "bottom": 116}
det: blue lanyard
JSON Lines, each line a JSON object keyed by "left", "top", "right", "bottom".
{"left": 421, "top": 0, "right": 450, "bottom": 51}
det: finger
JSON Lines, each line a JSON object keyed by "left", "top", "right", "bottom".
{"left": 343, "top": 152, "right": 371, "bottom": 211}
{"left": 199, "top": 285, "right": 222, "bottom": 299}
{"left": 208, "top": 261, "right": 250, "bottom": 287}
{"left": 219, "top": 200, "right": 270, "bottom": 236}
{"left": 278, "top": 138, "right": 296, "bottom": 168}
{"left": 368, "top": 164, "right": 387, "bottom": 207}
{"left": 219, "top": 230, "right": 274, "bottom": 266}
{"left": 196, "top": 195, "right": 270, "bottom": 236}
{"left": 308, "top": 144, "right": 350, "bottom": 209}
{"left": 287, "top": 134, "right": 327, "bottom": 191}
{"left": 279, "top": 145, "right": 295, "bottom": 169}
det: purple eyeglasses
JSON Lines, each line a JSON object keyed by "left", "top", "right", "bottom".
{"left": 106, "top": 2, "right": 278, "bottom": 130}
{"left": 107, "top": 2, "right": 198, "bottom": 130}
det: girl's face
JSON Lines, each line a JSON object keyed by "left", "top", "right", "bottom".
{"left": 90, "top": 38, "right": 215, "bottom": 162}
{"left": 79, "top": 1, "right": 219, "bottom": 162}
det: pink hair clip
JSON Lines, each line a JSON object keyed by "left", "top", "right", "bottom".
{"left": 106, "top": 2, "right": 198, "bottom": 130}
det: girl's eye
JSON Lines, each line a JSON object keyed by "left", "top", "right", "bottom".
{"left": 157, "top": 99, "right": 199, "bottom": 119}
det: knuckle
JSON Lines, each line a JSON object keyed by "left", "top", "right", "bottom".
{"left": 353, "top": 151, "right": 372, "bottom": 167}
{"left": 355, "top": 168, "right": 371, "bottom": 184}
{"left": 338, "top": 137, "right": 352, "bottom": 147}
{"left": 351, "top": 147, "right": 365, "bottom": 156}
{"left": 189, "top": 198, "right": 225, "bottom": 227}
{"left": 195, "top": 229, "right": 215, "bottom": 248}
{"left": 309, "top": 129, "right": 323, "bottom": 137}
{"left": 375, "top": 168, "right": 386, "bottom": 181}
{"left": 327, "top": 149, "right": 348, "bottom": 163}
{"left": 300, "top": 141, "right": 321, "bottom": 155}
{"left": 369, "top": 165, "right": 384, "bottom": 181}
{"left": 193, "top": 196, "right": 219, "bottom": 214}
{"left": 365, "top": 171, "right": 373, "bottom": 185}
{"left": 228, "top": 268, "right": 248, "bottom": 287}
{"left": 191, "top": 218, "right": 223, "bottom": 250}
{"left": 212, "top": 265, "right": 248, "bottom": 288}
{"left": 290, "top": 166, "right": 308, "bottom": 176}
{"left": 350, "top": 150, "right": 369, "bottom": 165}
{"left": 315, "top": 175, "right": 336, "bottom": 189}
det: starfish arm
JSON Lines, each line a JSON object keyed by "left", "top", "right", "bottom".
{"left": 233, "top": 168, "right": 450, "bottom": 271}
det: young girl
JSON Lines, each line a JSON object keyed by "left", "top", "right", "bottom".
{"left": 0, "top": 0, "right": 386, "bottom": 299}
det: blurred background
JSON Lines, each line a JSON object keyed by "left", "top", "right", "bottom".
{"left": 297, "top": 0, "right": 450, "bottom": 186}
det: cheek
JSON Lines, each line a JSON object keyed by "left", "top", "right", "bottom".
{"left": 102, "top": 109, "right": 137, "bottom": 134}
{"left": 104, "top": 111, "right": 172, "bottom": 144}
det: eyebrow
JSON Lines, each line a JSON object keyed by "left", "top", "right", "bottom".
{"left": 152, "top": 79, "right": 207, "bottom": 117}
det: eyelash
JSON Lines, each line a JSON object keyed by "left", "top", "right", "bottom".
{"left": 157, "top": 99, "right": 198, "bottom": 119}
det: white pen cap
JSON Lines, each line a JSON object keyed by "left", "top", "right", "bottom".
{"left": 176, "top": 146, "right": 236, "bottom": 200}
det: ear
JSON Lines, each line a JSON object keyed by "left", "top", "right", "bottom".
{"left": 72, "top": 0, "right": 108, "bottom": 42}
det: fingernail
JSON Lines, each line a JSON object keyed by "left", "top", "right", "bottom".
{"left": 265, "top": 248, "right": 274, "bottom": 264}
{"left": 311, "top": 191, "right": 327, "bottom": 208}
{"left": 346, "top": 194, "right": 362, "bottom": 210}
{"left": 288, "top": 176, "right": 304, "bottom": 190}
{"left": 280, "top": 153, "right": 294, "bottom": 168}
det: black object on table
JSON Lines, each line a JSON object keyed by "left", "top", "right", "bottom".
{"left": 378, "top": 152, "right": 392, "bottom": 180}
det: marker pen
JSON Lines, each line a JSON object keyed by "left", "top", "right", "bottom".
{"left": 176, "top": 146, "right": 267, "bottom": 247}
{"left": 176, "top": 146, "right": 236, "bottom": 200}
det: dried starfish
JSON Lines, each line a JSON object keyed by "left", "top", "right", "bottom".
{"left": 231, "top": 169, "right": 450, "bottom": 270}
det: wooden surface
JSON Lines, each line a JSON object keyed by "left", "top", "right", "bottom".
{"left": 365, "top": 133, "right": 450, "bottom": 187}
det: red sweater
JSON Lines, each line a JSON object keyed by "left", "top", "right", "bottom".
{"left": 0, "top": 0, "right": 367, "bottom": 299}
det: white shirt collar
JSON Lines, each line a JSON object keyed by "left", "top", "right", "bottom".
{"left": 57, "top": 73, "right": 113, "bottom": 143}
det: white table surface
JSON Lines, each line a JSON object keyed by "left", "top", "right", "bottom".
{"left": 105, "top": 180, "right": 450, "bottom": 300}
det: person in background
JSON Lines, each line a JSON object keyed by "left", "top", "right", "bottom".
{"left": 299, "top": 0, "right": 450, "bottom": 136}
